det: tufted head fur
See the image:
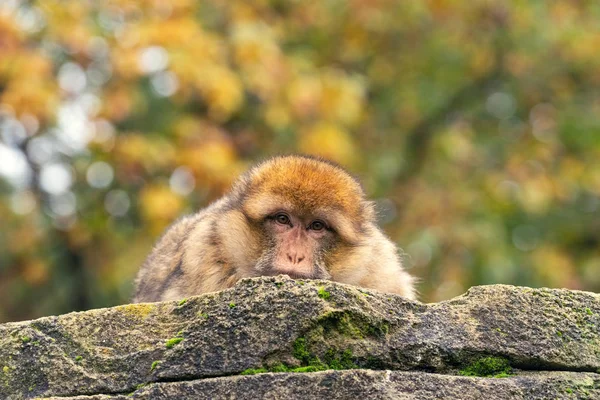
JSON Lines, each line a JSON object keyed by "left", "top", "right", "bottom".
{"left": 230, "top": 155, "right": 374, "bottom": 244}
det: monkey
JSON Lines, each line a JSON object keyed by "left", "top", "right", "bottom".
{"left": 133, "top": 155, "right": 416, "bottom": 303}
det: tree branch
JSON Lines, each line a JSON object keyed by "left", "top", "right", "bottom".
{"left": 397, "top": 66, "right": 503, "bottom": 182}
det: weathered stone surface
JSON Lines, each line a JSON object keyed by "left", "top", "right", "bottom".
{"left": 0, "top": 276, "right": 599, "bottom": 399}
{"left": 43, "top": 370, "right": 600, "bottom": 400}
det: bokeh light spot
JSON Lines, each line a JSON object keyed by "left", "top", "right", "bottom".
{"left": 105, "top": 189, "right": 130, "bottom": 217}
{"left": 138, "top": 46, "right": 169, "bottom": 74}
{"left": 58, "top": 63, "right": 87, "bottom": 94}
{"left": 39, "top": 163, "right": 73, "bottom": 195}
{"left": 86, "top": 161, "right": 114, "bottom": 189}
{"left": 512, "top": 225, "right": 540, "bottom": 252}
{"left": 486, "top": 92, "right": 516, "bottom": 120}
{"left": 169, "top": 166, "right": 195, "bottom": 196}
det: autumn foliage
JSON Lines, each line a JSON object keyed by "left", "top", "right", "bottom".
{"left": 0, "top": 1, "right": 599, "bottom": 321}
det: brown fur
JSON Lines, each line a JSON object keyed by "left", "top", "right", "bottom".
{"left": 133, "top": 155, "right": 416, "bottom": 302}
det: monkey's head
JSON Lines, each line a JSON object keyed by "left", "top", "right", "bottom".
{"left": 224, "top": 155, "right": 375, "bottom": 280}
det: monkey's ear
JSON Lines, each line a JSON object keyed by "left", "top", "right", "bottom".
{"left": 326, "top": 210, "right": 363, "bottom": 246}
{"left": 361, "top": 201, "right": 377, "bottom": 222}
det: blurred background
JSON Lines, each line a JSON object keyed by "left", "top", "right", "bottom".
{"left": 1, "top": 0, "right": 599, "bottom": 322}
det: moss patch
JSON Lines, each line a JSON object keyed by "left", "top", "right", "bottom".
{"left": 241, "top": 368, "right": 268, "bottom": 375}
{"left": 240, "top": 353, "right": 357, "bottom": 377}
{"left": 318, "top": 311, "right": 389, "bottom": 339}
{"left": 290, "top": 365, "right": 321, "bottom": 372}
{"left": 459, "top": 356, "right": 513, "bottom": 378}
{"left": 286, "top": 309, "right": 386, "bottom": 374}
{"left": 165, "top": 337, "right": 184, "bottom": 349}
{"left": 292, "top": 336, "right": 358, "bottom": 372}
{"left": 118, "top": 303, "right": 155, "bottom": 319}
{"left": 293, "top": 337, "right": 311, "bottom": 362}
{"left": 150, "top": 361, "right": 160, "bottom": 371}
{"left": 323, "top": 348, "right": 357, "bottom": 370}
{"left": 317, "top": 287, "right": 331, "bottom": 300}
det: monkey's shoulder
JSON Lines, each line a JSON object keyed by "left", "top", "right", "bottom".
{"left": 158, "top": 197, "right": 231, "bottom": 243}
{"left": 133, "top": 197, "right": 231, "bottom": 302}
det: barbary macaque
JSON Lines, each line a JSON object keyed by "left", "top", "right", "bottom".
{"left": 133, "top": 155, "right": 416, "bottom": 302}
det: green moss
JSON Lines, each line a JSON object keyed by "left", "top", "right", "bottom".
{"left": 21, "top": 336, "right": 31, "bottom": 343}
{"left": 556, "top": 330, "right": 563, "bottom": 337}
{"left": 2, "top": 366, "right": 9, "bottom": 374}
{"left": 291, "top": 337, "right": 327, "bottom": 370}
{"left": 229, "top": 302, "right": 236, "bottom": 309}
{"left": 150, "top": 361, "right": 160, "bottom": 371}
{"left": 198, "top": 312, "right": 209, "bottom": 319}
{"left": 323, "top": 348, "right": 357, "bottom": 370}
{"left": 165, "top": 337, "right": 184, "bottom": 349}
{"left": 565, "top": 388, "right": 573, "bottom": 394}
{"left": 293, "top": 337, "right": 311, "bottom": 362}
{"left": 309, "top": 359, "right": 328, "bottom": 371}
{"left": 318, "top": 287, "right": 331, "bottom": 300}
{"left": 585, "top": 308, "right": 593, "bottom": 316}
{"left": 119, "top": 303, "right": 155, "bottom": 319}
{"left": 275, "top": 282, "right": 283, "bottom": 288}
{"left": 269, "top": 363, "right": 289, "bottom": 373}
{"left": 241, "top": 368, "right": 268, "bottom": 375}
{"left": 291, "top": 365, "right": 323, "bottom": 372}
{"left": 177, "top": 298, "right": 188, "bottom": 306}
{"left": 241, "top": 362, "right": 335, "bottom": 375}
{"left": 75, "top": 356, "right": 83, "bottom": 362}
{"left": 459, "top": 356, "right": 512, "bottom": 378}
{"left": 317, "top": 311, "right": 388, "bottom": 339}
{"left": 292, "top": 336, "right": 358, "bottom": 372}
{"left": 323, "top": 313, "right": 363, "bottom": 338}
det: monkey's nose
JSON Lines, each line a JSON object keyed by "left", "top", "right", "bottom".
{"left": 286, "top": 253, "right": 305, "bottom": 264}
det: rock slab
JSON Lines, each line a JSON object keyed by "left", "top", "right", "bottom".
{"left": 0, "top": 276, "right": 598, "bottom": 399}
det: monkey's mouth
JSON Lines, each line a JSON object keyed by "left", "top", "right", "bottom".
{"left": 267, "top": 268, "right": 317, "bottom": 280}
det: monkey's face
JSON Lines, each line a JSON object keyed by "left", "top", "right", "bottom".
{"left": 234, "top": 156, "right": 374, "bottom": 280}
{"left": 257, "top": 210, "right": 335, "bottom": 279}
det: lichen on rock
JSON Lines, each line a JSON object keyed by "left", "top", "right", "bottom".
{"left": 0, "top": 276, "right": 598, "bottom": 399}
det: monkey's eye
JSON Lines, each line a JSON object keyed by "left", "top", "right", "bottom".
{"left": 274, "top": 213, "right": 291, "bottom": 225}
{"left": 309, "top": 220, "right": 326, "bottom": 231}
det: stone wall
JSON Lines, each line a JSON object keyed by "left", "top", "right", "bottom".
{"left": 0, "top": 276, "right": 598, "bottom": 399}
